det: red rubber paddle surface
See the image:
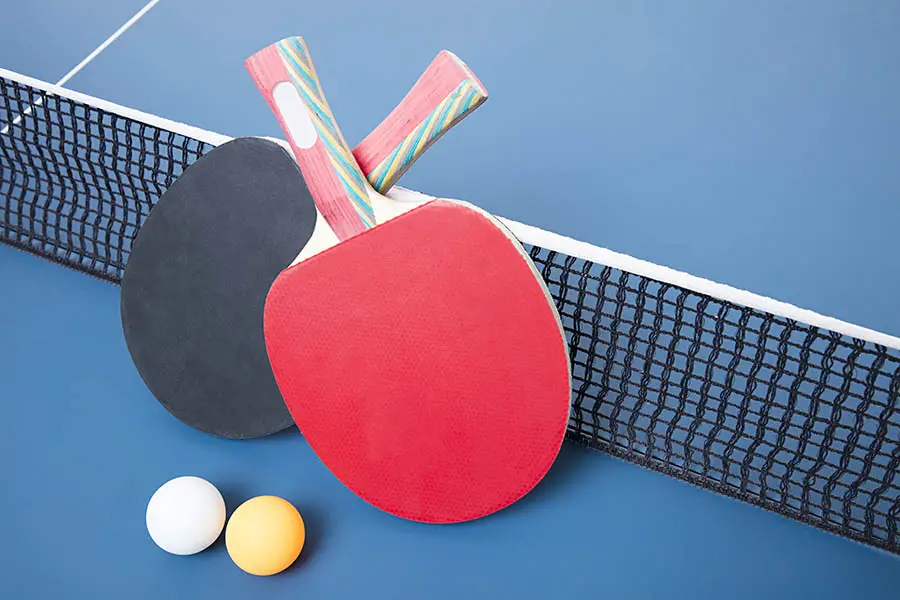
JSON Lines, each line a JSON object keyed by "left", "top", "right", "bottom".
{"left": 264, "top": 200, "right": 571, "bottom": 523}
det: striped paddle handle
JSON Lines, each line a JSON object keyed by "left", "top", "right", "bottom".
{"left": 354, "top": 50, "right": 488, "bottom": 194}
{"left": 246, "top": 37, "right": 375, "bottom": 240}
{"left": 256, "top": 50, "right": 486, "bottom": 198}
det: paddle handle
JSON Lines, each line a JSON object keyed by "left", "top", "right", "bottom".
{"left": 246, "top": 37, "right": 375, "bottom": 240}
{"left": 354, "top": 50, "right": 487, "bottom": 194}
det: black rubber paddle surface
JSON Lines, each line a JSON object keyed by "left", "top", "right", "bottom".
{"left": 121, "top": 137, "right": 317, "bottom": 438}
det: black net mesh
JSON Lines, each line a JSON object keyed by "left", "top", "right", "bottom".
{"left": 0, "top": 75, "right": 213, "bottom": 282}
{"left": 3, "top": 73, "right": 899, "bottom": 555}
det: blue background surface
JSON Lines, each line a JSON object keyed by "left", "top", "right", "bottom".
{"left": 2, "top": 1, "right": 899, "bottom": 597}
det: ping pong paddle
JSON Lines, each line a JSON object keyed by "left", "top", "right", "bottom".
{"left": 120, "top": 49, "right": 487, "bottom": 440}
{"left": 246, "top": 37, "right": 571, "bottom": 523}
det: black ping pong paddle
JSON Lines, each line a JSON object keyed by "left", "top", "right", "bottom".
{"left": 120, "top": 50, "right": 488, "bottom": 439}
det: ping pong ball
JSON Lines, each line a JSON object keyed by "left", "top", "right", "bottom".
{"left": 145, "top": 476, "right": 226, "bottom": 555}
{"left": 225, "top": 496, "right": 305, "bottom": 576}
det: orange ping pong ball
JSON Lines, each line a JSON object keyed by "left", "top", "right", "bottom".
{"left": 225, "top": 496, "right": 305, "bottom": 576}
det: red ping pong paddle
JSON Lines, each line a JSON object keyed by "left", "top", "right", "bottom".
{"left": 246, "top": 37, "right": 571, "bottom": 523}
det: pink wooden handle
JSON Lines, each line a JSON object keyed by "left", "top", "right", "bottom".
{"left": 246, "top": 37, "right": 374, "bottom": 240}
{"left": 354, "top": 50, "right": 488, "bottom": 193}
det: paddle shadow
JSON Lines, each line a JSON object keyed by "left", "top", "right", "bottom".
{"left": 497, "top": 440, "right": 603, "bottom": 516}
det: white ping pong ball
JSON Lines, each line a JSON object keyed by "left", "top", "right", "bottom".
{"left": 146, "top": 476, "right": 226, "bottom": 555}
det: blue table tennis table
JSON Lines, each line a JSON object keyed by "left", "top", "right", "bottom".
{"left": 2, "top": 1, "right": 899, "bottom": 598}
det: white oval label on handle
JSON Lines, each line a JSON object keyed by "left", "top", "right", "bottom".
{"left": 273, "top": 82, "right": 318, "bottom": 149}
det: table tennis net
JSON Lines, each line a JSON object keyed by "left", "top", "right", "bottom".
{"left": 2, "top": 68, "right": 899, "bottom": 556}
